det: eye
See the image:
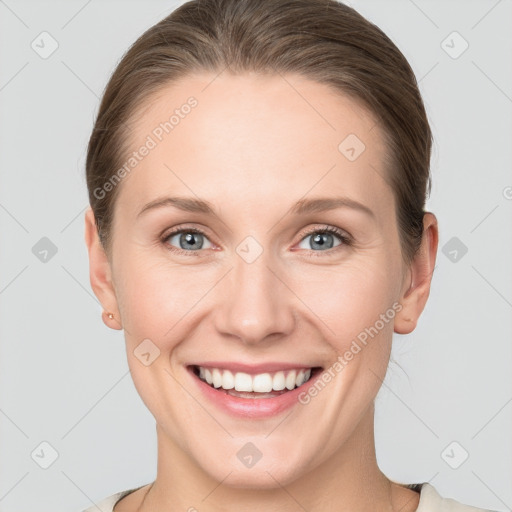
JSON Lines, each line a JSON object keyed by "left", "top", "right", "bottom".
{"left": 296, "top": 225, "right": 352, "bottom": 255}
{"left": 161, "top": 225, "right": 352, "bottom": 257}
{"left": 162, "top": 227, "right": 213, "bottom": 256}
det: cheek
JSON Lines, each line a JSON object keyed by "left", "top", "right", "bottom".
{"left": 113, "top": 253, "right": 211, "bottom": 346}
{"left": 291, "top": 257, "right": 400, "bottom": 349}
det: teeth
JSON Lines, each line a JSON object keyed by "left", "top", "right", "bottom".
{"left": 195, "top": 366, "right": 314, "bottom": 392}
{"left": 234, "top": 372, "right": 253, "bottom": 392}
{"left": 272, "top": 371, "right": 286, "bottom": 391}
{"left": 285, "top": 371, "right": 296, "bottom": 390}
{"left": 212, "top": 368, "right": 223, "bottom": 388}
{"left": 221, "top": 369, "right": 234, "bottom": 389}
{"left": 253, "top": 373, "right": 273, "bottom": 393}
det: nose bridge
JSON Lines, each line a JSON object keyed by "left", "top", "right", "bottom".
{"left": 213, "top": 239, "right": 294, "bottom": 345}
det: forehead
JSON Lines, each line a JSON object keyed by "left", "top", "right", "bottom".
{"left": 117, "top": 72, "right": 393, "bottom": 221}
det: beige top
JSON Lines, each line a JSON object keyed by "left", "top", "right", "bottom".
{"left": 81, "top": 482, "right": 497, "bottom": 512}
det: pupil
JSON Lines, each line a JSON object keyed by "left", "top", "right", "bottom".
{"left": 182, "top": 233, "right": 201, "bottom": 249}
{"left": 312, "top": 233, "right": 333, "bottom": 249}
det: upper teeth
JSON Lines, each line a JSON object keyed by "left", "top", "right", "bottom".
{"left": 197, "top": 367, "right": 312, "bottom": 392}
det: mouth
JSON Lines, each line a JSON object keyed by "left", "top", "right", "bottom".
{"left": 189, "top": 364, "right": 323, "bottom": 399}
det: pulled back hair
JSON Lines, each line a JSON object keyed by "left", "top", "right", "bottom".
{"left": 86, "top": 0, "right": 432, "bottom": 263}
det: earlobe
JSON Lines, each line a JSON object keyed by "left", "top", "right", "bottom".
{"left": 84, "top": 206, "right": 123, "bottom": 330}
{"left": 394, "top": 212, "right": 438, "bottom": 335}
{"left": 101, "top": 309, "right": 123, "bottom": 330}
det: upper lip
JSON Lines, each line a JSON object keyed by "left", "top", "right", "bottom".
{"left": 189, "top": 361, "right": 322, "bottom": 375}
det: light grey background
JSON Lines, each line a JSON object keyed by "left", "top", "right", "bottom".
{"left": 0, "top": 0, "right": 511, "bottom": 511}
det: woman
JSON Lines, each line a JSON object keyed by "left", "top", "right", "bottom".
{"left": 82, "top": 0, "right": 496, "bottom": 510}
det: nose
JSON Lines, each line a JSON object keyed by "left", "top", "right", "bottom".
{"left": 212, "top": 246, "right": 296, "bottom": 346}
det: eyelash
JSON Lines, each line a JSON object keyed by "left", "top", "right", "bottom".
{"left": 160, "top": 225, "right": 353, "bottom": 258}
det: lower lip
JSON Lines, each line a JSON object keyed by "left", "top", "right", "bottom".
{"left": 188, "top": 366, "right": 322, "bottom": 419}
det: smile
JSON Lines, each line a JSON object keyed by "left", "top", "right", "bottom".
{"left": 195, "top": 365, "right": 317, "bottom": 392}
{"left": 188, "top": 363, "right": 322, "bottom": 419}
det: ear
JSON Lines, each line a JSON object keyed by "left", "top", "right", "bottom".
{"left": 84, "top": 206, "right": 123, "bottom": 330}
{"left": 394, "top": 212, "right": 438, "bottom": 334}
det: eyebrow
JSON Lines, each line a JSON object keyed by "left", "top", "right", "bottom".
{"left": 137, "top": 196, "right": 375, "bottom": 219}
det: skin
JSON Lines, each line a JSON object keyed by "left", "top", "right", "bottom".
{"left": 84, "top": 72, "right": 438, "bottom": 512}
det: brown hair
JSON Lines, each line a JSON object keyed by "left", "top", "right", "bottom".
{"left": 86, "top": 0, "right": 432, "bottom": 262}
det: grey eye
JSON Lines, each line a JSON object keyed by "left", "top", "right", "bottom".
{"left": 166, "top": 231, "right": 213, "bottom": 251}
{"left": 297, "top": 231, "right": 343, "bottom": 251}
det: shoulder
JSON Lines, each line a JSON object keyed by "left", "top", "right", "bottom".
{"left": 415, "top": 482, "right": 499, "bottom": 512}
{"left": 80, "top": 486, "right": 144, "bottom": 512}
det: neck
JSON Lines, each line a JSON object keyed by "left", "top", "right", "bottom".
{"left": 143, "top": 403, "right": 410, "bottom": 512}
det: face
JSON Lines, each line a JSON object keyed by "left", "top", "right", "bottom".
{"left": 86, "top": 72, "right": 435, "bottom": 489}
